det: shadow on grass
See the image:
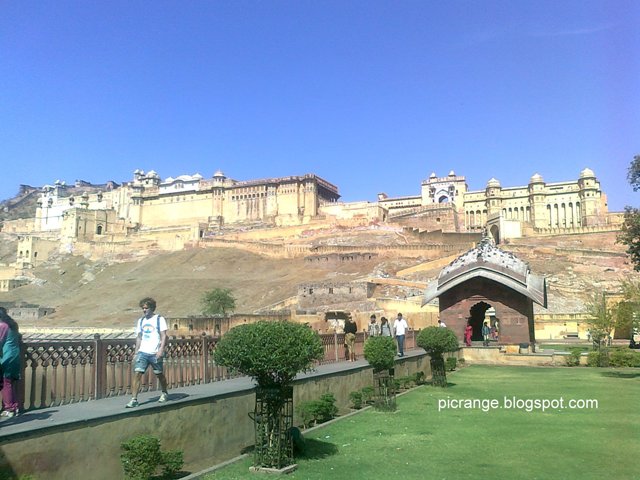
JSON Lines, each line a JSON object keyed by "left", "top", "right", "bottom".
{"left": 600, "top": 371, "right": 640, "bottom": 379}
{"left": 297, "top": 438, "right": 339, "bottom": 460}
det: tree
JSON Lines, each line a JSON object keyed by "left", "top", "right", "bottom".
{"left": 201, "top": 288, "right": 236, "bottom": 316}
{"left": 614, "top": 279, "right": 640, "bottom": 340}
{"left": 626, "top": 154, "right": 640, "bottom": 191}
{"left": 584, "top": 290, "right": 616, "bottom": 350}
{"left": 618, "top": 155, "right": 640, "bottom": 270}
{"left": 416, "top": 327, "right": 459, "bottom": 387}
{"left": 213, "top": 321, "right": 324, "bottom": 469}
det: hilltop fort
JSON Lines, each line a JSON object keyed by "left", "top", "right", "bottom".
{"left": 0, "top": 167, "right": 627, "bottom": 333}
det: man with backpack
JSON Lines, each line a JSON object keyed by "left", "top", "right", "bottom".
{"left": 126, "top": 297, "right": 169, "bottom": 408}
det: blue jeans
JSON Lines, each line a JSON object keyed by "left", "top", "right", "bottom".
{"left": 396, "top": 335, "right": 405, "bottom": 356}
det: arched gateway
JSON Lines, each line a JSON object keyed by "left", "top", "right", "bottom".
{"left": 422, "top": 237, "right": 547, "bottom": 346}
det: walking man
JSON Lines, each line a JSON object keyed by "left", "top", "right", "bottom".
{"left": 126, "top": 297, "right": 169, "bottom": 407}
{"left": 393, "top": 313, "right": 409, "bottom": 357}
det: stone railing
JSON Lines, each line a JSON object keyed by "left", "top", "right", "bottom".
{"left": 18, "top": 330, "right": 418, "bottom": 411}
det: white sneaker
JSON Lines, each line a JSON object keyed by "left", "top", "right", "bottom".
{"left": 158, "top": 392, "right": 169, "bottom": 403}
{"left": 125, "top": 398, "right": 139, "bottom": 408}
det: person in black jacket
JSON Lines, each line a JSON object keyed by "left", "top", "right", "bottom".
{"left": 344, "top": 315, "right": 358, "bottom": 362}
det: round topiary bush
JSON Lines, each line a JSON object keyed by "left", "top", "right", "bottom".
{"left": 363, "top": 335, "right": 397, "bottom": 372}
{"left": 213, "top": 320, "right": 324, "bottom": 469}
{"left": 363, "top": 335, "right": 398, "bottom": 411}
{"left": 416, "top": 326, "right": 459, "bottom": 387}
{"left": 213, "top": 320, "right": 324, "bottom": 389}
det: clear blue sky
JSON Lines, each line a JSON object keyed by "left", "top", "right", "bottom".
{"left": 1, "top": 1, "right": 638, "bottom": 210}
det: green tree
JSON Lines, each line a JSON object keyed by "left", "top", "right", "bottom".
{"left": 416, "top": 327, "right": 459, "bottom": 387}
{"left": 614, "top": 279, "right": 640, "bottom": 340}
{"left": 618, "top": 155, "right": 640, "bottom": 270}
{"left": 201, "top": 288, "right": 236, "bottom": 316}
{"left": 626, "top": 154, "right": 640, "bottom": 191}
{"left": 585, "top": 290, "right": 616, "bottom": 350}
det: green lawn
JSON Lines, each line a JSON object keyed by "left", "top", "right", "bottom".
{"left": 537, "top": 344, "right": 591, "bottom": 352}
{"left": 205, "top": 366, "right": 640, "bottom": 480}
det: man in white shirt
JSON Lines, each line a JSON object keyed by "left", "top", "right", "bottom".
{"left": 393, "top": 313, "right": 409, "bottom": 357}
{"left": 438, "top": 319, "right": 447, "bottom": 328}
{"left": 126, "top": 297, "right": 169, "bottom": 408}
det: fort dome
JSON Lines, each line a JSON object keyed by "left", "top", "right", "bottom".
{"left": 580, "top": 168, "right": 595, "bottom": 178}
{"left": 530, "top": 173, "right": 544, "bottom": 183}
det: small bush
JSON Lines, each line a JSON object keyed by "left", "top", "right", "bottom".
{"left": 160, "top": 450, "right": 184, "bottom": 478}
{"left": 349, "top": 390, "right": 363, "bottom": 409}
{"left": 565, "top": 348, "right": 582, "bottom": 367}
{"left": 297, "top": 393, "right": 338, "bottom": 428}
{"left": 609, "top": 348, "right": 640, "bottom": 367}
{"left": 361, "top": 386, "right": 374, "bottom": 404}
{"left": 414, "top": 371, "right": 426, "bottom": 385}
{"left": 120, "top": 434, "right": 184, "bottom": 480}
{"left": 445, "top": 357, "right": 457, "bottom": 371}
{"left": 121, "top": 435, "right": 162, "bottom": 480}
{"left": 587, "top": 349, "right": 610, "bottom": 367}
{"left": 400, "top": 376, "right": 414, "bottom": 389}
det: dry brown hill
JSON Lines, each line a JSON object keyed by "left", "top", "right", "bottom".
{"left": 0, "top": 229, "right": 635, "bottom": 329}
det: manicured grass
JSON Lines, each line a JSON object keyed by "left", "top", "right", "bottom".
{"left": 538, "top": 344, "right": 591, "bottom": 352}
{"left": 205, "top": 366, "right": 640, "bottom": 480}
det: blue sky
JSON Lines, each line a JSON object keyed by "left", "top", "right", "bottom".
{"left": 1, "top": 1, "right": 638, "bottom": 210}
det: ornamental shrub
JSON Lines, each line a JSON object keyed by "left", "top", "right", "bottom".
{"left": 120, "top": 434, "right": 183, "bottom": 480}
{"left": 363, "top": 335, "right": 397, "bottom": 372}
{"left": 360, "top": 385, "right": 374, "bottom": 404}
{"left": 349, "top": 390, "right": 363, "bottom": 409}
{"left": 417, "top": 327, "right": 459, "bottom": 387}
{"left": 213, "top": 320, "right": 324, "bottom": 389}
{"left": 297, "top": 393, "right": 338, "bottom": 428}
{"left": 587, "top": 349, "right": 610, "bottom": 367}
{"left": 609, "top": 348, "right": 640, "bottom": 367}
{"left": 565, "top": 348, "right": 582, "bottom": 367}
{"left": 445, "top": 357, "right": 457, "bottom": 371}
{"left": 121, "top": 435, "right": 162, "bottom": 480}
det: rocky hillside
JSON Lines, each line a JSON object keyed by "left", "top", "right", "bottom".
{"left": 0, "top": 227, "right": 634, "bottom": 329}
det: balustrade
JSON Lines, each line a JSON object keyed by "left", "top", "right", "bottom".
{"left": 17, "top": 330, "right": 418, "bottom": 412}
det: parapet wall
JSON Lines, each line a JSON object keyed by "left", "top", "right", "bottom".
{"left": 0, "top": 355, "right": 431, "bottom": 480}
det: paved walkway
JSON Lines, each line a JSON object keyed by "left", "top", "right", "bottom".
{"left": 0, "top": 350, "right": 423, "bottom": 440}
